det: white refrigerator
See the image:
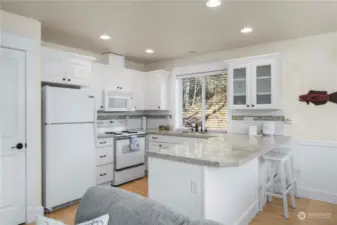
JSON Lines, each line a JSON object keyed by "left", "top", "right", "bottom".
{"left": 42, "top": 86, "right": 96, "bottom": 211}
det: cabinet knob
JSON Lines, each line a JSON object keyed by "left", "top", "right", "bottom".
{"left": 251, "top": 105, "right": 255, "bottom": 107}
{"left": 158, "top": 106, "right": 160, "bottom": 109}
{"left": 62, "top": 78, "right": 66, "bottom": 81}
{"left": 246, "top": 105, "right": 250, "bottom": 107}
{"left": 68, "top": 79, "right": 71, "bottom": 81}
{"left": 100, "top": 106, "right": 103, "bottom": 109}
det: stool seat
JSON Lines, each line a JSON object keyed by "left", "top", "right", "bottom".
{"left": 263, "top": 151, "right": 291, "bottom": 161}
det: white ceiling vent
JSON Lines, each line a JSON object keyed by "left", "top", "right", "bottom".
{"left": 99, "top": 52, "right": 125, "bottom": 68}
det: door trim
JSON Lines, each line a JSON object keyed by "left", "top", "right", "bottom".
{"left": 1, "top": 28, "right": 43, "bottom": 223}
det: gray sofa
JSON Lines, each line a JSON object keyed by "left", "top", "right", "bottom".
{"left": 75, "top": 186, "right": 223, "bottom": 225}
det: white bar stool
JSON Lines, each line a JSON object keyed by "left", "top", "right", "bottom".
{"left": 262, "top": 148, "right": 297, "bottom": 219}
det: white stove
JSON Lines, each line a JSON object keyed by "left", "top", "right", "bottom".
{"left": 96, "top": 119, "right": 146, "bottom": 186}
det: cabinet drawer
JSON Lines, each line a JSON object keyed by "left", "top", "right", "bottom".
{"left": 96, "top": 164, "right": 113, "bottom": 185}
{"left": 96, "top": 147, "right": 114, "bottom": 166}
{"left": 96, "top": 138, "right": 113, "bottom": 148}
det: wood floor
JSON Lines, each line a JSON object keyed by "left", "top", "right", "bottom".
{"left": 27, "top": 177, "right": 336, "bottom": 225}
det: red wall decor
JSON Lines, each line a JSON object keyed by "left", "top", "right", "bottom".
{"left": 299, "top": 90, "right": 337, "bottom": 105}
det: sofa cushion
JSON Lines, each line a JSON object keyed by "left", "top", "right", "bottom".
{"left": 75, "top": 186, "right": 222, "bottom": 225}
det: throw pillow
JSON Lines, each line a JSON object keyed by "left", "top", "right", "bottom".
{"left": 77, "top": 214, "right": 109, "bottom": 225}
{"left": 36, "top": 216, "right": 65, "bottom": 225}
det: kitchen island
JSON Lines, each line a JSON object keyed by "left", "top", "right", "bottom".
{"left": 147, "top": 133, "right": 290, "bottom": 225}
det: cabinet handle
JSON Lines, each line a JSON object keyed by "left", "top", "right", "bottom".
{"left": 152, "top": 137, "right": 158, "bottom": 140}
{"left": 100, "top": 141, "right": 107, "bottom": 144}
{"left": 100, "top": 155, "right": 107, "bottom": 158}
{"left": 100, "top": 173, "right": 107, "bottom": 176}
{"left": 246, "top": 105, "right": 250, "bottom": 107}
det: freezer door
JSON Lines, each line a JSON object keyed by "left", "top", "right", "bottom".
{"left": 43, "top": 123, "right": 96, "bottom": 210}
{"left": 43, "top": 86, "right": 95, "bottom": 123}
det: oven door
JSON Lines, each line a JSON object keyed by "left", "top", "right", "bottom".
{"left": 115, "top": 137, "right": 145, "bottom": 170}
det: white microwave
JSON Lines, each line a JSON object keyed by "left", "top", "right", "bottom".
{"left": 103, "top": 89, "right": 135, "bottom": 111}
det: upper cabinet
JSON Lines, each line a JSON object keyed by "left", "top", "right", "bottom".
{"left": 144, "top": 70, "right": 170, "bottom": 110}
{"left": 41, "top": 47, "right": 96, "bottom": 87}
{"left": 228, "top": 54, "right": 281, "bottom": 110}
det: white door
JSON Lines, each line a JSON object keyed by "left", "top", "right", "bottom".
{"left": 229, "top": 62, "right": 251, "bottom": 109}
{"left": 0, "top": 47, "right": 26, "bottom": 225}
{"left": 43, "top": 86, "right": 95, "bottom": 123}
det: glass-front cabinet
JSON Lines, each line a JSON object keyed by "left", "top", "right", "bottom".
{"left": 230, "top": 63, "right": 251, "bottom": 109}
{"left": 229, "top": 55, "right": 280, "bottom": 110}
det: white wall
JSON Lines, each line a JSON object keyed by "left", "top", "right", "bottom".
{"left": 0, "top": 9, "right": 42, "bottom": 222}
{"left": 147, "top": 31, "right": 337, "bottom": 143}
{"left": 42, "top": 41, "right": 147, "bottom": 71}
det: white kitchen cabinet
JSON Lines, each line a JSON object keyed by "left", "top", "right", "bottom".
{"left": 229, "top": 54, "right": 281, "bottom": 110}
{"left": 144, "top": 70, "right": 170, "bottom": 110}
{"left": 133, "top": 72, "right": 145, "bottom": 111}
{"left": 41, "top": 47, "right": 95, "bottom": 87}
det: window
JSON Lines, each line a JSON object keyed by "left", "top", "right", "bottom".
{"left": 176, "top": 71, "right": 227, "bottom": 130}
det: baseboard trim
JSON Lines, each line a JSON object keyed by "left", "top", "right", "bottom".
{"left": 27, "top": 205, "right": 44, "bottom": 224}
{"left": 236, "top": 201, "right": 259, "bottom": 225}
{"left": 298, "top": 187, "right": 337, "bottom": 204}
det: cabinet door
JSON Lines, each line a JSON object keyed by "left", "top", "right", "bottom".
{"left": 229, "top": 63, "right": 251, "bottom": 109}
{"left": 133, "top": 72, "right": 145, "bottom": 110}
{"left": 91, "top": 64, "right": 105, "bottom": 111}
{"left": 144, "top": 73, "right": 163, "bottom": 110}
{"left": 41, "top": 53, "right": 67, "bottom": 84}
{"left": 251, "top": 58, "right": 278, "bottom": 109}
{"left": 67, "top": 59, "right": 91, "bottom": 86}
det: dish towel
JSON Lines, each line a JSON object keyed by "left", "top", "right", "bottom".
{"left": 130, "top": 135, "right": 140, "bottom": 152}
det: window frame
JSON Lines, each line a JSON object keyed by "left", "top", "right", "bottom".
{"left": 175, "top": 70, "right": 228, "bottom": 132}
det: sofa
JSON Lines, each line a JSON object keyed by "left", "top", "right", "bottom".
{"left": 75, "top": 186, "right": 223, "bottom": 225}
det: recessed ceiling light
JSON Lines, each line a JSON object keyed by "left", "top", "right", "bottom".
{"left": 100, "top": 34, "right": 111, "bottom": 40}
{"left": 145, "top": 49, "right": 154, "bottom": 54}
{"left": 241, "top": 27, "right": 253, "bottom": 34}
{"left": 206, "top": 0, "right": 222, "bottom": 8}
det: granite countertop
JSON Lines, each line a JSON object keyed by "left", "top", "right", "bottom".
{"left": 97, "top": 129, "right": 217, "bottom": 139}
{"left": 148, "top": 133, "right": 290, "bottom": 168}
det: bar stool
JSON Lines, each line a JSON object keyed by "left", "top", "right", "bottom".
{"left": 262, "top": 148, "right": 297, "bottom": 219}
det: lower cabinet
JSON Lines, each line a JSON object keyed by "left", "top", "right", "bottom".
{"left": 96, "top": 163, "right": 114, "bottom": 185}
{"left": 96, "top": 138, "right": 114, "bottom": 185}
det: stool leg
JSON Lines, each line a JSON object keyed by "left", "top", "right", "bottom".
{"left": 286, "top": 159, "right": 296, "bottom": 209}
{"left": 290, "top": 156, "right": 299, "bottom": 197}
{"left": 267, "top": 161, "right": 274, "bottom": 203}
{"left": 279, "top": 162, "right": 289, "bottom": 219}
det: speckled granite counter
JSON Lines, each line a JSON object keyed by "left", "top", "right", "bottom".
{"left": 148, "top": 133, "right": 290, "bottom": 167}
{"left": 146, "top": 129, "right": 216, "bottom": 138}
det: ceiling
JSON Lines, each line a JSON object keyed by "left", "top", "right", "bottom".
{"left": 3, "top": 0, "right": 337, "bottom": 63}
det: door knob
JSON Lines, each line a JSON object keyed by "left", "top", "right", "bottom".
{"left": 12, "top": 143, "right": 24, "bottom": 150}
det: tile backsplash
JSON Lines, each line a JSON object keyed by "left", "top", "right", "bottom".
{"left": 231, "top": 110, "right": 285, "bottom": 135}
{"left": 97, "top": 111, "right": 172, "bottom": 130}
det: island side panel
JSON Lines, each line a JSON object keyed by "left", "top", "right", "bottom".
{"left": 148, "top": 157, "right": 204, "bottom": 220}
{"left": 203, "top": 158, "right": 259, "bottom": 225}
